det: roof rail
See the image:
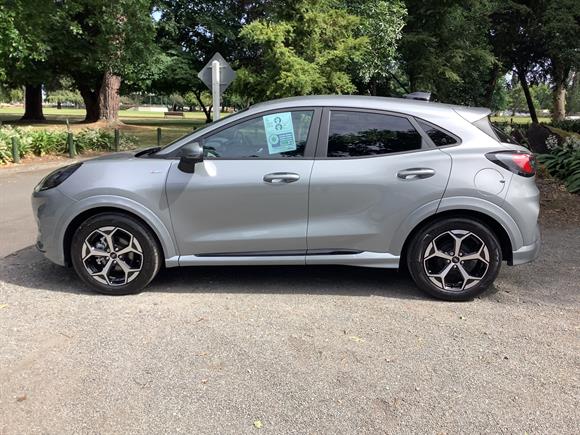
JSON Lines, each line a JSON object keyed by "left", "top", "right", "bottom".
{"left": 404, "top": 92, "right": 431, "bottom": 101}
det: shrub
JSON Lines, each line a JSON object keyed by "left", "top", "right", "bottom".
{"left": 74, "top": 129, "right": 113, "bottom": 153}
{"left": 0, "top": 126, "right": 34, "bottom": 163}
{"left": 551, "top": 119, "right": 580, "bottom": 134}
{"left": 537, "top": 136, "right": 580, "bottom": 194}
{"left": 0, "top": 126, "right": 139, "bottom": 164}
{"left": 29, "top": 130, "right": 68, "bottom": 155}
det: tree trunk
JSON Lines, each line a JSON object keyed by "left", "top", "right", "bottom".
{"left": 516, "top": 67, "right": 538, "bottom": 124}
{"left": 553, "top": 83, "right": 566, "bottom": 122}
{"left": 78, "top": 84, "right": 100, "bottom": 122}
{"left": 369, "top": 78, "right": 377, "bottom": 96}
{"left": 21, "top": 84, "right": 45, "bottom": 122}
{"left": 552, "top": 61, "right": 567, "bottom": 122}
{"left": 194, "top": 90, "right": 212, "bottom": 123}
{"left": 485, "top": 64, "right": 500, "bottom": 109}
{"left": 98, "top": 71, "right": 121, "bottom": 124}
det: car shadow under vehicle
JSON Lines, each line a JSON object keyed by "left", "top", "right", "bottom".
{"left": 0, "top": 245, "right": 429, "bottom": 300}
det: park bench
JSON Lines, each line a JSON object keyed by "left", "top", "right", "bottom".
{"left": 164, "top": 111, "right": 185, "bottom": 118}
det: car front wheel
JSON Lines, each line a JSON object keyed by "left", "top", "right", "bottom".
{"left": 407, "top": 218, "right": 502, "bottom": 301}
{"left": 71, "top": 213, "right": 161, "bottom": 295}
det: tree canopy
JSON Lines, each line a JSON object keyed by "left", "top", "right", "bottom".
{"left": 0, "top": 0, "right": 578, "bottom": 122}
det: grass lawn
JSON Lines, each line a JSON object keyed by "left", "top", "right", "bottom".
{"left": 491, "top": 115, "right": 551, "bottom": 124}
{"left": 0, "top": 107, "right": 230, "bottom": 147}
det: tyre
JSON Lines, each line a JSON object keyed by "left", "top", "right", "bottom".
{"left": 71, "top": 213, "right": 162, "bottom": 295}
{"left": 406, "top": 218, "right": 502, "bottom": 301}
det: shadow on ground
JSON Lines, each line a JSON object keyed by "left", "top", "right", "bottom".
{"left": 0, "top": 245, "right": 428, "bottom": 300}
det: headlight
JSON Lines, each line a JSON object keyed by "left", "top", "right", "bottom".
{"left": 35, "top": 163, "right": 83, "bottom": 192}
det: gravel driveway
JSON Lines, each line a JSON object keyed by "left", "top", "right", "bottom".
{"left": 0, "top": 165, "right": 579, "bottom": 434}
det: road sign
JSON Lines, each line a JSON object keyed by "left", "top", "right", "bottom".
{"left": 197, "top": 52, "right": 236, "bottom": 95}
{"left": 197, "top": 52, "right": 236, "bottom": 121}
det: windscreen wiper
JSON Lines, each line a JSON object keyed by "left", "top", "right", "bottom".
{"left": 135, "top": 147, "right": 161, "bottom": 157}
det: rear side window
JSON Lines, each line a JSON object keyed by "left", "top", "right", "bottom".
{"left": 327, "top": 111, "right": 422, "bottom": 158}
{"left": 417, "top": 120, "right": 458, "bottom": 147}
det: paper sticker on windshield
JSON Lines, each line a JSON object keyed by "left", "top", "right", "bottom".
{"left": 263, "top": 112, "right": 296, "bottom": 154}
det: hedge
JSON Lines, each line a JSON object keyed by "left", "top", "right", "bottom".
{"left": 0, "top": 126, "right": 137, "bottom": 164}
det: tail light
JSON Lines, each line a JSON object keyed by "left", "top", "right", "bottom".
{"left": 485, "top": 151, "right": 536, "bottom": 177}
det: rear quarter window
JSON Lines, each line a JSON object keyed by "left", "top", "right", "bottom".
{"left": 416, "top": 120, "right": 458, "bottom": 147}
{"left": 474, "top": 117, "right": 520, "bottom": 145}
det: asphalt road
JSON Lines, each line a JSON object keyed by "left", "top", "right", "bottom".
{"left": 0, "top": 163, "right": 579, "bottom": 434}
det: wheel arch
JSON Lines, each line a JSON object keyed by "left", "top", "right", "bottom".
{"left": 400, "top": 209, "right": 514, "bottom": 269}
{"left": 63, "top": 206, "right": 173, "bottom": 267}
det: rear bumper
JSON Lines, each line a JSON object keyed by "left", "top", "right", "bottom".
{"left": 510, "top": 224, "right": 541, "bottom": 265}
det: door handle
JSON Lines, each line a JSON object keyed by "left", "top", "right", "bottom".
{"left": 397, "top": 168, "right": 436, "bottom": 180}
{"left": 263, "top": 172, "right": 300, "bottom": 184}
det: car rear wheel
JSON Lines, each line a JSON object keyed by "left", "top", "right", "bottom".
{"left": 71, "top": 213, "right": 161, "bottom": 295}
{"left": 407, "top": 218, "right": 502, "bottom": 301}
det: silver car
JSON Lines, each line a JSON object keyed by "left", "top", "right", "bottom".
{"left": 32, "top": 96, "right": 540, "bottom": 300}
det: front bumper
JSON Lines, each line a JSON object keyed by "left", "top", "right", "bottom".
{"left": 510, "top": 224, "right": 541, "bottom": 265}
{"left": 32, "top": 187, "right": 77, "bottom": 266}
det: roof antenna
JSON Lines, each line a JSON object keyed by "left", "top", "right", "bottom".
{"left": 404, "top": 92, "right": 431, "bottom": 101}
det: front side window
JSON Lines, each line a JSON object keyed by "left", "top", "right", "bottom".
{"left": 326, "top": 111, "right": 422, "bottom": 158}
{"left": 202, "top": 110, "right": 314, "bottom": 158}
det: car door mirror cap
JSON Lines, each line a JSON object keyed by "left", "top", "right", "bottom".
{"left": 178, "top": 142, "right": 203, "bottom": 173}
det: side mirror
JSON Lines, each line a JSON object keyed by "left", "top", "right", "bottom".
{"left": 177, "top": 142, "right": 203, "bottom": 173}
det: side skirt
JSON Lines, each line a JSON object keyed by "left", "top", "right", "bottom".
{"left": 167, "top": 251, "right": 400, "bottom": 269}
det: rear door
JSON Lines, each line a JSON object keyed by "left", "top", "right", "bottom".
{"left": 307, "top": 108, "right": 452, "bottom": 257}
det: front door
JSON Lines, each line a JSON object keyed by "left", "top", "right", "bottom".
{"left": 166, "top": 108, "right": 321, "bottom": 259}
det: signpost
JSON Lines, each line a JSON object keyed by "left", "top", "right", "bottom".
{"left": 198, "top": 52, "right": 236, "bottom": 121}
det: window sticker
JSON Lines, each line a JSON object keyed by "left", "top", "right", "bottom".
{"left": 262, "top": 112, "right": 297, "bottom": 154}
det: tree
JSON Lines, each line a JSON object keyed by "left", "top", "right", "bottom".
{"left": 567, "top": 70, "right": 580, "bottom": 114}
{"left": 532, "top": 83, "right": 552, "bottom": 111}
{"left": 344, "top": 0, "right": 407, "bottom": 96}
{"left": 0, "top": 0, "right": 55, "bottom": 121}
{"left": 45, "top": 77, "right": 85, "bottom": 109}
{"left": 542, "top": 0, "right": 580, "bottom": 120}
{"left": 490, "top": 1, "right": 553, "bottom": 124}
{"left": 400, "top": 0, "right": 496, "bottom": 106}
{"left": 49, "top": 0, "right": 157, "bottom": 123}
{"left": 238, "top": 0, "right": 368, "bottom": 102}
{"left": 507, "top": 83, "right": 531, "bottom": 116}
{"left": 154, "top": 0, "right": 269, "bottom": 121}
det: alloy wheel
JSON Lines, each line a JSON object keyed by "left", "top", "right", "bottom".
{"left": 81, "top": 226, "right": 143, "bottom": 286}
{"left": 423, "top": 230, "right": 490, "bottom": 291}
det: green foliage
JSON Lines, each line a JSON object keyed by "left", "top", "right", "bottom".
{"left": 506, "top": 84, "right": 529, "bottom": 115}
{"left": 0, "top": 1, "right": 53, "bottom": 85}
{"left": 0, "top": 127, "right": 138, "bottom": 164}
{"left": 537, "top": 137, "right": 580, "bottom": 193}
{"left": 490, "top": 79, "right": 508, "bottom": 112}
{"left": 239, "top": 0, "right": 368, "bottom": 102}
{"left": 344, "top": 0, "right": 407, "bottom": 94}
{"left": 533, "top": 83, "right": 553, "bottom": 111}
{"left": 45, "top": 90, "right": 84, "bottom": 106}
{"left": 400, "top": 0, "right": 496, "bottom": 105}
{"left": 550, "top": 120, "right": 580, "bottom": 134}
{"left": 0, "top": 86, "right": 24, "bottom": 103}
